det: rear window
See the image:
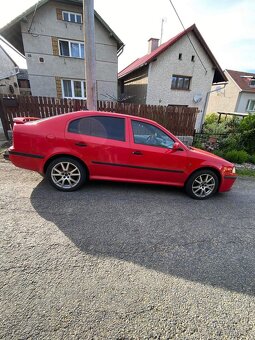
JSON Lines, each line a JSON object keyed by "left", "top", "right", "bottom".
{"left": 68, "top": 116, "right": 125, "bottom": 141}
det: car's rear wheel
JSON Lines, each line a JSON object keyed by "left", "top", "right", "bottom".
{"left": 185, "top": 169, "right": 219, "bottom": 199}
{"left": 46, "top": 157, "right": 86, "bottom": 191}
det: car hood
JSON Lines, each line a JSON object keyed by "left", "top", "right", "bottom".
{"left": 188, "top": 147, "right": 234, "bottom": 166}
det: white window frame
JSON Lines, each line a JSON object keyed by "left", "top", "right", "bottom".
{"left": 246, "top": 99, "right": 255, "bottom": 113}
{"left": 58, "top": 39, "right": 84, "bottom": 59}
{"left": 62, "top": 11, "right": 82, "bottom": 23}
{"left": 61, "top": 79, "right": 87, "bottom": 99}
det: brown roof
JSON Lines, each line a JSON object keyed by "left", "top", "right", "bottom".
{"left": 226, "top": 69, "right": 255, "bottom": 93}
{"left": 119, "top": 24, "right": 227, "bottom": 83}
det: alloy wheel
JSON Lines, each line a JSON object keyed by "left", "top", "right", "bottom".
{"left": 51, "top": 161, "right": 81, "bottom": 189}
{"left": 192, "top": 174, "right": 216, "bottom": 198}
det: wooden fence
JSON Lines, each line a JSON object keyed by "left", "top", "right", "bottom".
{"left": 0, "top": 95, "right": 198, "bottom": 140}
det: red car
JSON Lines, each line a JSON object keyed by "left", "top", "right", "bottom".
{"left": 5, "top": 111, "right": 237, "bottom": 199}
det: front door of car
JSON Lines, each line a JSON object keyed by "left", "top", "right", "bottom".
{"left": 65, "top": 115, "right": 130, "bottom": 180}
{"left": 127, "top": 119, "right": 187, "bottom": 185}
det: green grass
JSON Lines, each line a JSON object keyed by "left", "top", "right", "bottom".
{"left": 236, "top": 168, "right": 255, "bottom": 177}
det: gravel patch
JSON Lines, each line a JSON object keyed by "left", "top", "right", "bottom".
{"left": 0, "top": 162, "right": 255, "bottom": 339}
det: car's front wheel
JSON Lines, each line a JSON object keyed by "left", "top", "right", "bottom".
{"left": 185, "top": 169, "right": 219, "bottom": 199}
{"left": 46, "top": 157, "right": 87, "bottom": 191}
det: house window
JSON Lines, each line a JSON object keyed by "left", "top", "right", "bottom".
{"left": 171, "top": 75, "right": 191, "bottom": 90}
{"left": 249, "top": 79, "right": 255, "bottom": 88}
{"left": 62, "top": 79, "right": 86, "bottom": 99}
{"left": 191, "top": 55, "right": 195, "bottom": 62}
{"left": 59, "top": 40, "right": 84, "bottom": 58}
{"left": 246, "top": 99, "right": 255, "bottom": 112}
{"left": 62, "top": 11, "right": 82, "bottom": 23}
{"left": 178, "top": 53, "right": 182, "bottom": 60}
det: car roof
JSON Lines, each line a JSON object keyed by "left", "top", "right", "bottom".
{"left": 42, "top": 110, "right": 159, "bottom": 126}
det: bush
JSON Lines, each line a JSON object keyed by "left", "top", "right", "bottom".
{"left": 205, "top": 113, "right": 219, "bottom": 124}
{"left": 218, "top": 133, "right": 243, "bottom": 151}
{"left": 213, "top": 150, "right": 225, "bottom": 158}
{"left": 239, "top": 115, "right": 255, "bottom": 154}
{"left": 248, "top": 154, "right": 255, "bottom": 164}
{"left": 225, "top": 150, "right": 249, "bottom": 164}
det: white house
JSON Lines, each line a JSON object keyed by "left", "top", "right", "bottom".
{"left": 118, "top": 24, "right": 227, "bottom": 130}
{"left": 0, "top": 0, "right": 124, "bottom": 101}
{"left": 207, "top": 69, "right": 255, "bottom": 115}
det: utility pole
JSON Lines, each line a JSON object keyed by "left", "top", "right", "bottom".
{"left": 83, "top": 0, "right": 97, "bottom": 110}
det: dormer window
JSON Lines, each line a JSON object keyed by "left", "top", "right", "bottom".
{"left": 62, "top": 11, "right": 82, "bottom": 24}
{"left": 249, "top": 79, "right": 255, "bottom": 87}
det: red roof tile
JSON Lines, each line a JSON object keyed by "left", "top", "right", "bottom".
{"left": 118, "top": 24, "right": 226, "bottom": 83}
{"left": 226, "top": 69, "right": 255, "bottom": 93}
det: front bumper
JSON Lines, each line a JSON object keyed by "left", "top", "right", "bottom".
{"left": 219, "top": 175, "right": 237, "bottom": 192}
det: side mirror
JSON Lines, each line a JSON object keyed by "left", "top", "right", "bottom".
{"left": 172, "top": 142, "right": 183, "bottom": 151}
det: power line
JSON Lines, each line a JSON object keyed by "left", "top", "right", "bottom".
{"left": 27, "top": 0, "right": 40, "bottom": 33}
{"left": 168, "top": 0, "right": 208, "bottom": 74}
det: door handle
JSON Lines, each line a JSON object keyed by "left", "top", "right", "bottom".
{"left": 75, "top": 142, "right": 87, "bottom": 147}
{"left": 132, "top": 150, "right": 143, "bottom": 155}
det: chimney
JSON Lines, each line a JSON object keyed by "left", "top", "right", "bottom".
{"left": 148, "top": 38, "right": 159, "bottom": 54}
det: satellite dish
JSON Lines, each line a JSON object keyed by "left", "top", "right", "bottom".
{"left": 193, "top": 94, "right": 203, "bottom": 103}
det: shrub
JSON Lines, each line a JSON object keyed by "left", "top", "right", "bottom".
{"left": 248, "top": 154, "right": 255, "bottom": 164}
{"left": 213, "top": 150, "right": 225, "bottom": 158}
{"left": 225, "top": 150, "right": 249, "bottom": 164}
{"left": 192, "top": 141, "right": 204, "bottom": 149}
{"left": 218, "top": 133, "right": 243, "bottom": 151}
{"left": 239, "top": 115, "right": 255, "bottom": 154}
{"left": 203, "top": 121, "right": 229, "bottom": 134}
{"left": 205, "top": 113, "right": 219, "bottom": 124}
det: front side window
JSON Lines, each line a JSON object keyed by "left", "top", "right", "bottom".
{"left": 62, "top": 11, "right": 82, "bottom": 23}
{"left": 62, "top": 79, "right": 86, "bottom": 99}
{"left": 68, "top": 116, "right": 125, "bottom": 141}
{"left": 171, "top": 75, "right": 191, "bottom": 90}
{"left": 59, "top": 40, "right": 84, "bottom": 58}
{"left": 131, "top": 120, "right": 174, "bottom": 149}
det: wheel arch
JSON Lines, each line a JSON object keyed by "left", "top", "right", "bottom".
{"left": 185, "top": 166, "right": 222, "bottom": 188}
{"left": 43, "top": 154, "right": 89, "bottom": 176}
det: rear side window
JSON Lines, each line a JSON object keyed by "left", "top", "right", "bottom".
{"left": 68, "top": 116, "right": 125, "bottom": 141}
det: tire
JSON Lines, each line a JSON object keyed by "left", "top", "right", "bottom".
{"left": 185, "top": 169, "right": 219, "bottom": 200}
{"left": 46, "top": 157, "right": 87, "bottom": 192}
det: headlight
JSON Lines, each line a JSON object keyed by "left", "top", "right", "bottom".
{"left": 223, "top": 166, "right": 236, "bottom": 174}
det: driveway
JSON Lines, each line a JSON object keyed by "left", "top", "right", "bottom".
{"left": 0, "top": 161, "right": 255, "bottom": 339}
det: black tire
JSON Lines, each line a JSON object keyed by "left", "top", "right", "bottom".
{"left": 185, "top": 169, "right": 219, "bottom": 200}
{"left": 46, "top": 157, "right": 87, "bottom": 192}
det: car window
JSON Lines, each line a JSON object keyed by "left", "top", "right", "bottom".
{"left": 131, "top": 120, "right": 174, "bottom": 149}
{"left": 68, "top": 116, "right": 125, "bottom": 141}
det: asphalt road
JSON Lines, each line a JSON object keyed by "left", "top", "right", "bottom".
{"left": 1, "top": 161, "right": 255, "bottom": 339}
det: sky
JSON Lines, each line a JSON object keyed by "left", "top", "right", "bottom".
{"left": 0, "top": 0, "right": 254, "bottom": 73}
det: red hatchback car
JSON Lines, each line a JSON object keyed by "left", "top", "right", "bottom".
{"left": 6, "top": 111, "right": 237, "bottom": 199}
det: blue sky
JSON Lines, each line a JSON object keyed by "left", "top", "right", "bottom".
{"left": 0, "top": 0, "right": 254, "bottom": 72}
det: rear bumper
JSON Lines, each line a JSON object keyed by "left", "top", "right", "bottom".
{"left": 219, "top": 175, "right": 237, "bottom": 192}
{"left": 8, "top": 148, "right": 44, "bottom": 172}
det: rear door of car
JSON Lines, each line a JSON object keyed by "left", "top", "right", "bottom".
{"left": 126, "top": 118, "right": 187, "bottom": 185}
{"left": 65, "top": 115, "right": 130, "bottom": 180}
